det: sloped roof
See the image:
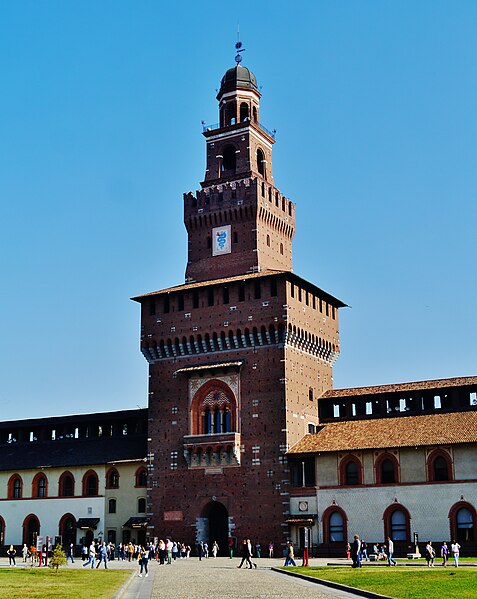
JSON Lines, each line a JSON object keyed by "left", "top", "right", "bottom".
{"left": 322, "top": 376, "right": 477, "bottom": 399}
{"left": 131, "top": 270, "right": 347, "bottom": 307}
{"left": 288, "top": 411, "right": 477, "bottom": 454}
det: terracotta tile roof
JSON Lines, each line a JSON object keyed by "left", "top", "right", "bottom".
{"left": 322, "top": 376, "right": 477, "bottom": 398}
{"left": 131, "top": 270, "right": 347, "bottom": 307}
{"left": 131, "top": 270, "right": 286, "bottom": 299}
{"left": 288, "top": 410, "right": 477, "bottom": 454}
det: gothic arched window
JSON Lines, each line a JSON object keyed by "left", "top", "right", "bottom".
{"left": 240, "top": 102, "right": 249, "bottom": 122}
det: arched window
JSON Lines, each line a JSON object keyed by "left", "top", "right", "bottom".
{"left": 135, "top": 467, "right": 147, "bottom": 487}
{"left": 106, "top": 468, "right": 119, "bottom": 489}
{"left": 252, "top": 106, "right": 257, "bottom": 122}
{"left": 226, "top": 102, "right": 236, "bottom": 125}
{"left": 280, "top": 243, "right": 283, "bottom": 255}
{"left": 82, "top": 470, "right": 99, "bottom": 497}
{"left": 59, "top": 471, "right": 75, "bottom": 497}
{"left": 32, "top": 473, "right": 48, "bottom": 498}
{"left": 340, "top": 457, "right": 362, "bottom": 486}
{"left": 322, "top": 506, "right": 348, "bottom": 543}
{"left": 222, "top": 145, "right": 236, "bottom": 172}
{"left": 257, "top": 148, "right": 265, "bottom": 176}
{"left": 375, "top": 454, "right": 399, "bottom": 484}
{"left": 266, "top": 234, "right": 270, "bottom": 247}
{"left": 449, "top": 502, "right": 476, "bottom": 543}
{"left": 108, "top": 499, "right": 117, "bottom": 514}
{"left": 383, "top": 504, "right": 411, "bottom": 542}
{"left": 190, "top": 379, "right": 237, "bottom": 435}
{"left": 240, "top": 102, "right": 249, "bottom": 122}
{"left": 138, "top": 498, "right": 146, "bottom": 513}
{"left": 8, "top": 474, "right": 23, "bottom": 499}
{"left": 427, "top": 450, "right": 452, "bottom": 482}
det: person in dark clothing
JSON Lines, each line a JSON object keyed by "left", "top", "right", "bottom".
{"left": 237, "top": 539, "right": 254, "bottom": 569}
{"left": 350, "top": 535, "right": 362, "bottom": 568}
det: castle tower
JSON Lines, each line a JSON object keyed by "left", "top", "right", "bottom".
{"left": 185, "top": 64, "right": 295, "bottom": 282}
{"left": 133, "top": 58, "right": 345, "bottom": 553}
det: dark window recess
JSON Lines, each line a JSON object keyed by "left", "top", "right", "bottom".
{"left": 177, "top": 294, "right": 184, "bottom": 311}
{"left": 433, "top": 456, "right": 449, "bottom": 481}
{"left": 207, "top": 236, "right": 212, "bottom": 249}
{"left": 307, "top": 423, "right": 315, "bottom": 434}
{"left": 238, "top": 282, "right": 245, "bottom": 302}
{"left": 233, "top": 231, "right": 238, "bottom": 244}
{"left": 222, "top": 145, "right": 236, "bottom": 171}
{"left": 254, "top": 281, "right": 261, "bottom": 299}
{"left": 290, "top": 284, "right": 294, "bottom": 298}
{"left": 345, "top": 461, "right": 359, "bottom": 485}
{"left": 148, "top": 299, "right": 155, "bottom": 316}
{"left": 298, "top": 287, "right": 302, "bottom": 302}
{"left": 381, "top": 459, "right": 395, "bottom": 484}
{"left": 193, "top": 290, "right": 199, "bottom": 309}
{"left": 138, "top": 498, "right": 146, "bottom": 513}
{"left": 309, "top": 388, "right": 314, "bottom": 402}
{"left": 290, "top": 459, "right": 315, "bottom": 487}
{"left": 163, "top": 296, "right": 170, "bottom": 314}
{"left": 270, "top": 279, "right": 277, "bottom": 297}
{"left": 207, "top": 288, "right": 214, "bottom": 307}
{"left": 223, "top": 286, "right": 230, "bottom": 304}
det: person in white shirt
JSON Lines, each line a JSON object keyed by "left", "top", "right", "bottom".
{"left": 451, "top": 540, "right": 461, "bottom": 567}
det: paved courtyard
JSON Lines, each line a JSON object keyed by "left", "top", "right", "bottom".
{"left": 147, "top": 557, "right": 362, "bottom": 599}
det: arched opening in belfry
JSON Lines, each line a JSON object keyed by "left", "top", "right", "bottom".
{"left": 226, "top": 102, "right": 236, "bottom": 125}
{"left": 201, "top": 501, "right": 229, "bottom": 556}
{"left": 240, "top": 102, "right": 249, "bottom": 122}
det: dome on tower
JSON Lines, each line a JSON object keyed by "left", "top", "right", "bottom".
{"left": 218, "top": 65, "right": 258, "bottom": 97}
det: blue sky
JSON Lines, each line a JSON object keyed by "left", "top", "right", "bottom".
{"left": 1, "top": 1, "right": 476, "bottom": 420}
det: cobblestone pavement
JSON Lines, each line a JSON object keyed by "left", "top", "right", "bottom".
{"left": 149, "top": 557, "right": 362, "bottom": 599}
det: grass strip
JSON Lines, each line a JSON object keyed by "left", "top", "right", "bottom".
{"left": 0, "top": 567, "right": 131, "bottom": 599}
{"left": 283, "top": 566, "right": 477, "bottom": 599}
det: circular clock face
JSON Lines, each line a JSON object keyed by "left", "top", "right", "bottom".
{"left": 298, "top": 501, "right": 308, "bottom": 512}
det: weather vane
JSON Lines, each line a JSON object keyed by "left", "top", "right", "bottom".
{"left": 235, "top": 25, "right": 245, "bottom": 64}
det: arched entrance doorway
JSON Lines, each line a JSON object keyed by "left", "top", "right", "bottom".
{"left": 202, "top": 501, "right": 229, "bottom": 556}
{"left": 59, "top": 514, "right": 77, "bottom": 548}
{"left": 23, "top": 514, "right": 40, "bottom": 547}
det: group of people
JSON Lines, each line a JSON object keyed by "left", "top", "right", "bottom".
{"left": 425, "top": 540, "right": 461, "bottom": 567}
{"left": 347, "top": 536, "right": 463, "bottom": 568}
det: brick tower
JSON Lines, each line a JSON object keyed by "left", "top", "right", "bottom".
{"left": 133, "top": 60, "right": 345, "bottom": 553}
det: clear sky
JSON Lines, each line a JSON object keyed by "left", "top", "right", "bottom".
{"left": 1, "top": 1, "right": 476, "bottom": 421}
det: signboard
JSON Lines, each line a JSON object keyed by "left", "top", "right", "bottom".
{"left": 163, "top": 511, "right": 183, "bottom": 522}
{"left": 212, "top": 225, "right": 231, "bottom": 256}
{"left": 36, "top": 536, "right": 44, "bottom": 552}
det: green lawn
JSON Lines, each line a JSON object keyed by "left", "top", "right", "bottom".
{"left": 0, "top": 568, "right": 131, "bottom": 599}
{"left": 283, "top": 566, "right": 477, "bottom": 599}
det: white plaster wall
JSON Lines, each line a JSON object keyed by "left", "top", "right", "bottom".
{"left": 318, "top": 481, "right": 477, "bottom": 544}
{"left": 1, "top": 497, "right": 104, "bottom": 545}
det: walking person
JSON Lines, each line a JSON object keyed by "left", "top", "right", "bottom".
{"left": 7, "top": 545, "right": 16, "bottom": 566}
{"left": 82, "top": 542, "right": 96, "bottom": 568}
{"left": 386, "top": 537, "right": 397, "bottom": 566}
{"left": 138, "top": 546, "right": 149, "bottom": 577}
{"left": 440, "top": 541, "right": 449, "bottom": 566}
{"left": 228, "top": 537, "right": 234, "bottom": 559}
{"left": 360, "top": 539, "right": 369, "bottom": 562}
{"left": 425, "top": 541, "right": 435, "bottom": 567}
{"left": 283, "top": 541, "right": 296, "bottom": 567}
{"left": 96, "top": 542, "right": 108, "bottom": 568}
{"left": 237, "top": 538, "right": 254, "bottom": 569}
{"left": 67, "top": 542, "right": 75, "bottom": 563}
{"left": 350, "top": 535, "right": 362, "bottom": 568}
{"left": 212, "top": 541, "right": 219, "bottom": 558}
{"left": 268, "top": 541, "right": 274, "bottom": 558}
{"left": 451, "top": 540, "right": 461, "bottom": 567}
{"left": 247, "top": 539, "right": 257, "bottom": 569}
